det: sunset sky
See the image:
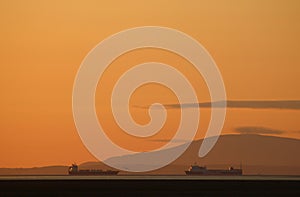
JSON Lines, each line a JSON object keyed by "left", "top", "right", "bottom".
{"left": 0, "top": 0, "right": 300, "bottom": 168}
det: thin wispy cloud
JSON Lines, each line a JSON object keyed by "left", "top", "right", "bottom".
{"left": 235, "top": 126, "right": 285, "bottom": 135}
{"left": 133, "top": 100, "right": 300, "bottom": 110}
{"left": 148, "top": 139, "right": 190, "bottom": 143}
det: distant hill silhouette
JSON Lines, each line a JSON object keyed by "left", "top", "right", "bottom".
{"left": 1, "top": 134, "right": 300, "bottom": 175}
{"left": 86, "top": 134, "right": 300, "bottom": 175}
{"left": 0, "top": 166, "right": 68, "bottom": 175}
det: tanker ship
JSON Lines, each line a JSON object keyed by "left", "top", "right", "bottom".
{"left": 68, "top": 163, "right": 119, "bottom": 175}
{"left": 185, "top": 163, "right": 242, "bottom": 176}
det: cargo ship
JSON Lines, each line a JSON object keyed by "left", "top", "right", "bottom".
{"left": 68, "top": 163, "right": 119, "bottom": 175}
{"left": 185, "top": 163, "right": 242, "bottom": 176}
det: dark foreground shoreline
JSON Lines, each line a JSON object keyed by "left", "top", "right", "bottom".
{"left": 0, "top": 176, "right": 299, "bottom": 196}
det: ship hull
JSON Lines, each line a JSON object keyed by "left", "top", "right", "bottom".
{"left": 185, "top": 170, "right": 242, "bottom": 176}
{"left": 69, "top": 171, "right": 119, "bottom": 176}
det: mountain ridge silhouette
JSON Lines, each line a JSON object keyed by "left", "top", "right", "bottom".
{"left": 1, "top": 134, "right": 300, "bottom": 175}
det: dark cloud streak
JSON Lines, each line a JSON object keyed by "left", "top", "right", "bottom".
{"left": 148, "top": 139, "right": 189, "bottom": 143}
{"left": 133, "top": 100, "right": 300, "bottom": 110}
{"left": 235, "top": 126, "right": 285, "bottom": 135}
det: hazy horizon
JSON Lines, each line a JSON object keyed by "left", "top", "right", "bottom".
{"left": 1, "top": 134, "right": 300, "bottom": 177}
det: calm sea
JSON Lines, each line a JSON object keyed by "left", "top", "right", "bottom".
{"left": 1, "top": 175, "right": 300, "bottom": 180}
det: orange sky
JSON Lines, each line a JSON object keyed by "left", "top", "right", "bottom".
{"left": 0, "top": 0, "right": 300, "bottom": 168}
